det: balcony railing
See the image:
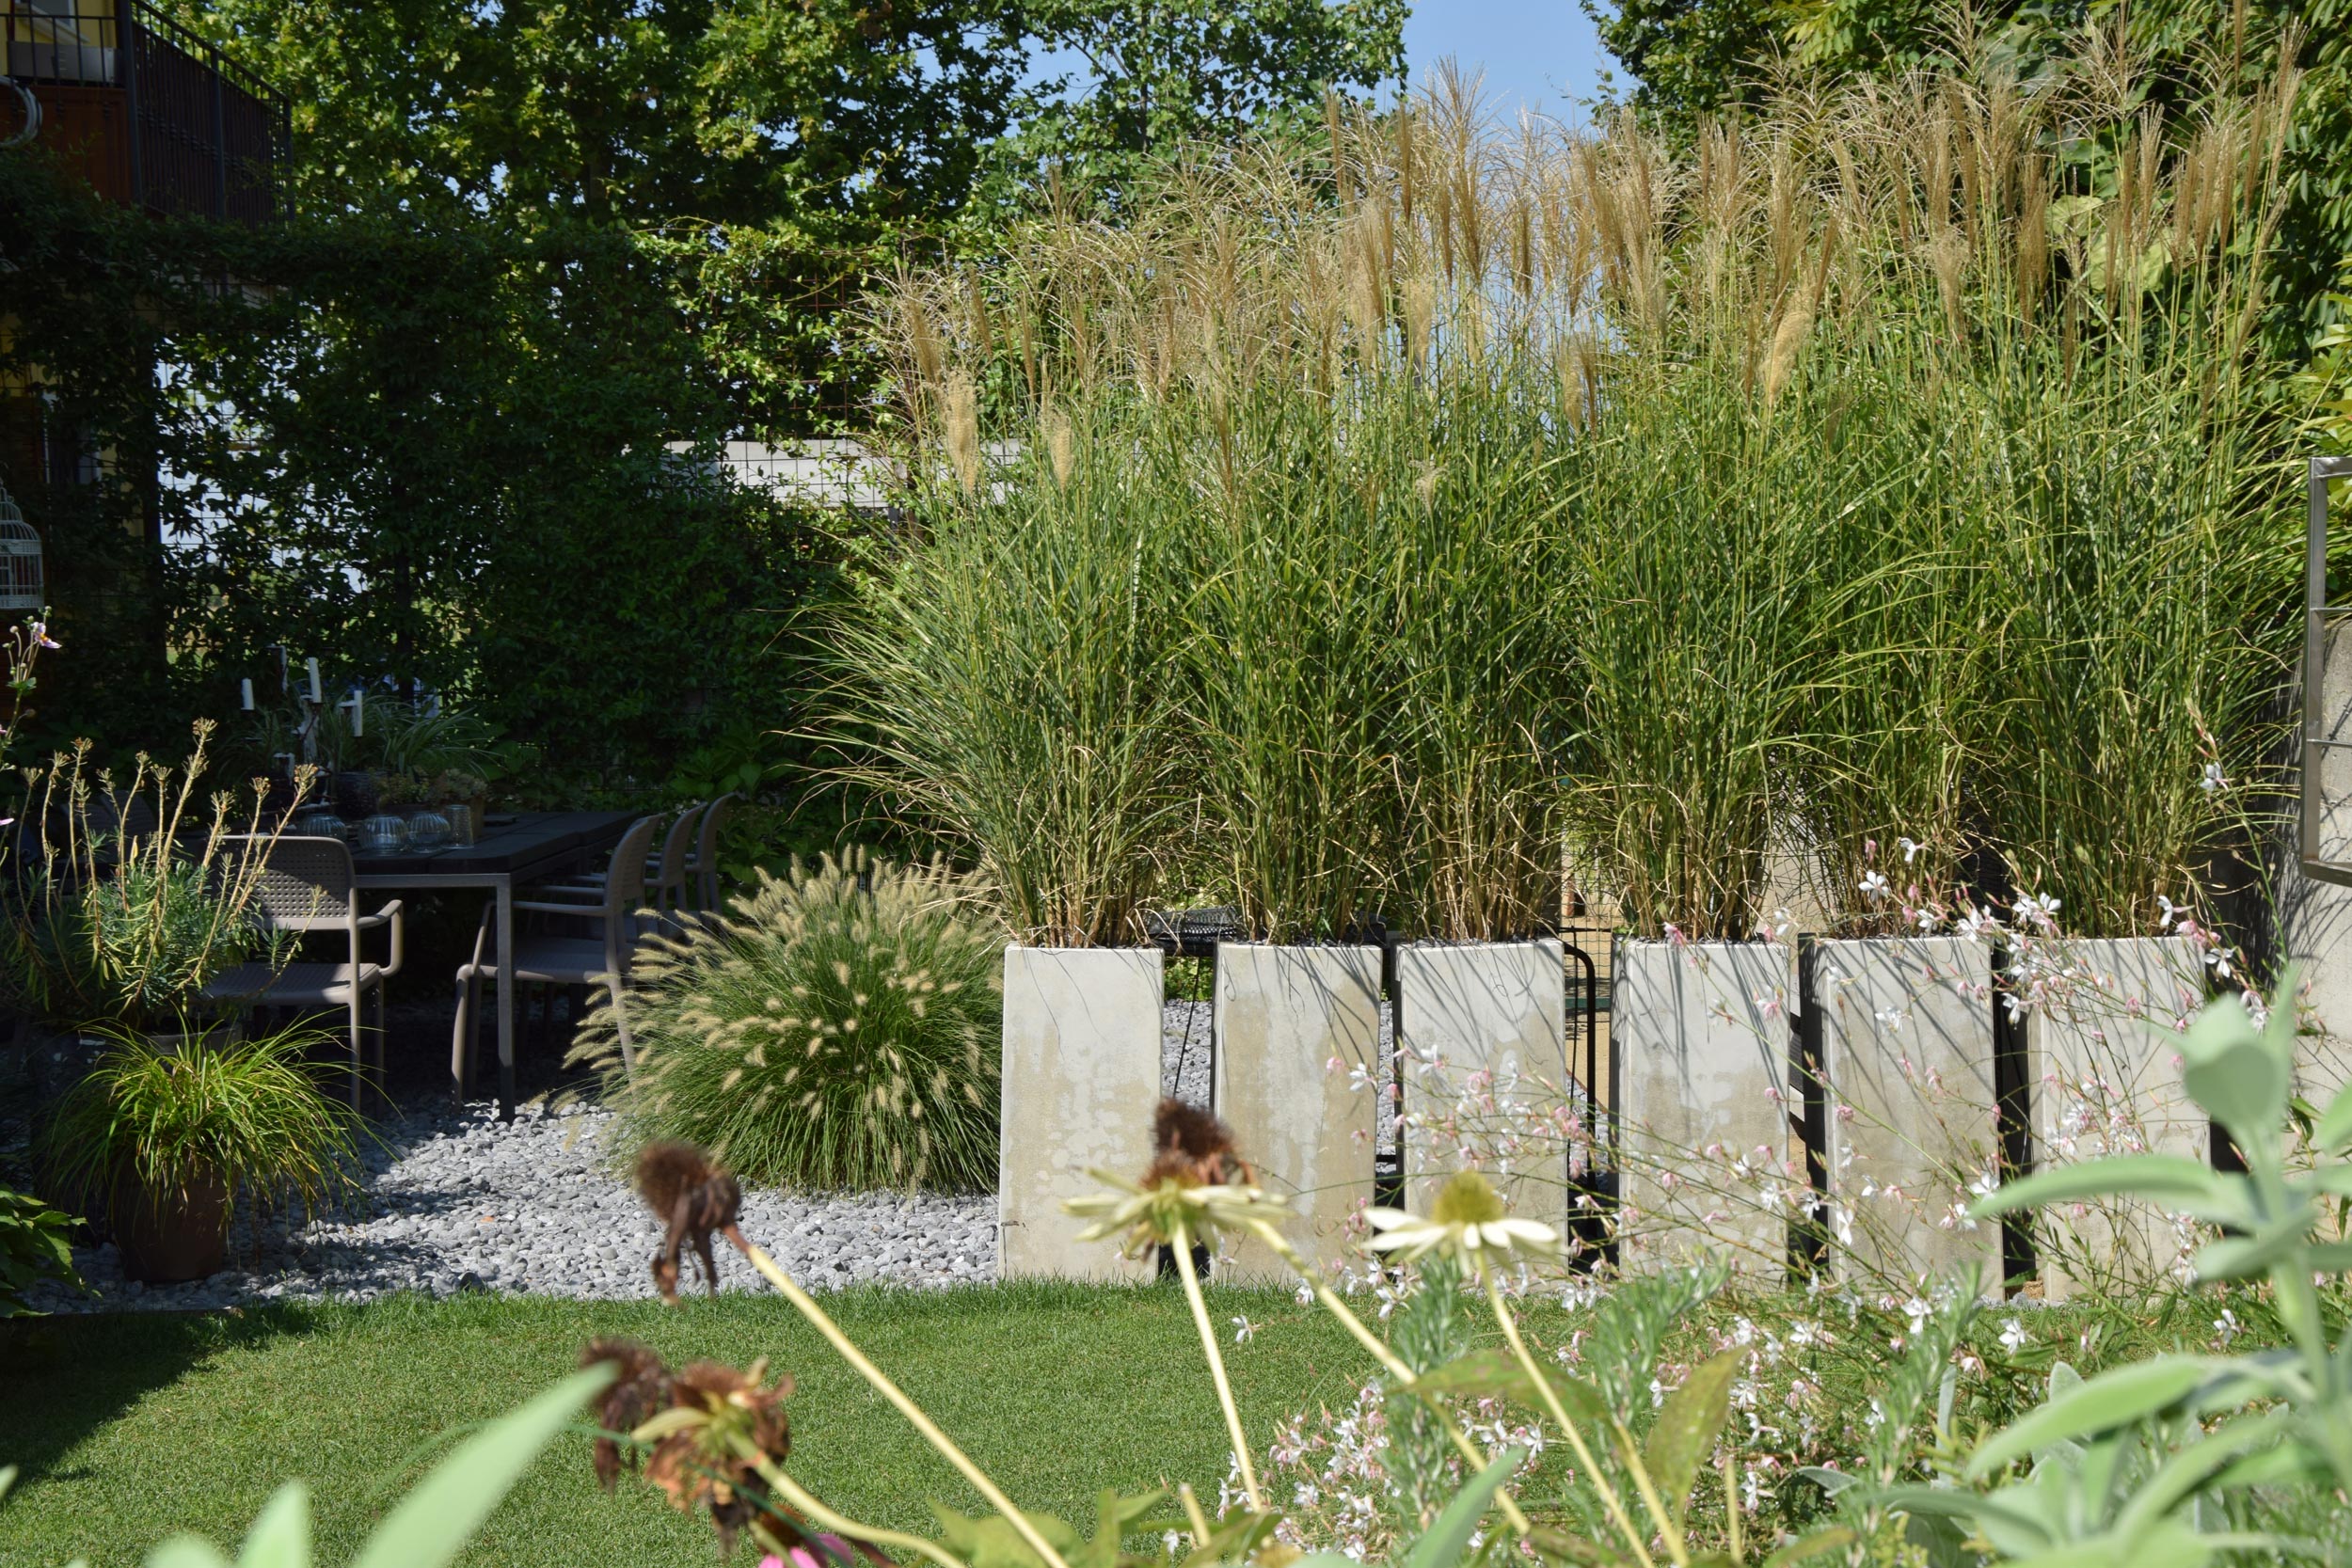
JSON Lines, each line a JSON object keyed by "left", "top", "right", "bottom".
{"left": 5, "top": 0, "right": 287, "bottom": 224}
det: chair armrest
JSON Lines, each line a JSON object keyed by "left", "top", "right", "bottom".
{"left": 358, "top": 899, "right": 405, "bottom": 979}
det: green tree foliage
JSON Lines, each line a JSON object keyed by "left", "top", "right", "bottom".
{"left": 164, "top": 0, "right": 1404, "bottom": 233}
{"left": 0, "top": 154, "right": 826, "bottom": 785}
{"left": 1582, "top": 0, "right": 2351, "bottom": 337}
{"left": 3, "top": 3, "right": 1406, "bottom": 778}
{"left": 977, "top": 0, "right": 1406, "bottom": 209}
{"left": 164, "top": 0, "right": 1029, "bottom": 231}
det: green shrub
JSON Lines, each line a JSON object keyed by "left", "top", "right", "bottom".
{"left": 0, "top": 1187, "right": 81, "bottom": 1316}
{"left": 579, "top": 850, "right": 1004, "bottom": 1192}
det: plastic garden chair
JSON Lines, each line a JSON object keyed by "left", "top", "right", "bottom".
{"left": 534, "top": 801, "right": 706, "bottom": 929}
{"left": 200, "top": 834, "right": 405, "bottom": 1108}
{"left": 451, "top": 813, "right": 660, "bottom": 1090}
{"left": 677, "top": 792, "right": 738, "bottom": 920}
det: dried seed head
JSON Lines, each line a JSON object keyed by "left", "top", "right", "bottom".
{"left": 944, "top": 372, "right": 981, "bottom": 496}
{"left": 1043, "top": 404, "right": 1075, "bottom": 490}
{"left": 1762, "top": 304, "right": 1813, "bottom": 409}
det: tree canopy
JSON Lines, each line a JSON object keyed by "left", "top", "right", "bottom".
{"left": 1581, "top": 0, "right": 2350, "bottom": 335}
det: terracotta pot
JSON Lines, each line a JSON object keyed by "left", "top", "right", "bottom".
{"left": 113, "top": 1169, "right": 230, "bottom": 1284}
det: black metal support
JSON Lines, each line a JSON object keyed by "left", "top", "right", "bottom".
{"left": 1373, "top": 932, "right": 1405, "bottom": 1211}
{"left": 211, "top": 62, "right": 226, "bottom": 220}
{"left": 1991, "top": 941, "right": 2039, "bottom": 1292}
{"left": 114, "top": 0, "right": 143, "bottom": 208}
{"left": 1563, "top": 935, "right": 1615, "bottom": 1268}
{"left": 1790, "top": 935, "right": 1829, "bottom": 1276}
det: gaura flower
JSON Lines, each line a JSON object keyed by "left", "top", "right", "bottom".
{"left": 1061, "top": 1098, "right": 1290, "bottom": 1257}
{"left": 1363, "top": 1171, "right": 1562, "bottom": 1267}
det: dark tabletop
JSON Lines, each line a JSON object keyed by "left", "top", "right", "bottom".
{"left": 350, "top": 810, "right": 635, "bottom": 880}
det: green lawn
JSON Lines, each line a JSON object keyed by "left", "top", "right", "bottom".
{"left": 0, "top": 1275, "right": 2217, "bottom": 1568}
{"left": 0, "top": 1282, "right": 1375, "bottom": 1568}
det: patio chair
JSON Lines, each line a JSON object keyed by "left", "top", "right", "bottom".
{"left": 677, "top": 792, "right": 738, "bottom": 920}
{"left": 534, "top": 800, "right": 706, "bottom": 929}
{"left": 451, "top": 813, "right": 660, "bottom": 1090}
{"left": 199, "top": 834, "right": 405, "bottom": 1108}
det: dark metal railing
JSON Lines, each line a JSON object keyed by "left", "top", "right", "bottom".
{"left": 4, "top": 0, "right": 287, "bottom": 224}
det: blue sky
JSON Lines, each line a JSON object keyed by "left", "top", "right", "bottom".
{"left": 1400, "top": 1, "right": 1617, "bottom": 123}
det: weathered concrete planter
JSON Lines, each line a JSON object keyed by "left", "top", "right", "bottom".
{"left": 1397, "top": 940, "right": 1567, "bottom": 1233}
{"left": 997, "top": 945, "right": 1164, "bottom": 1281}
{"left": 2023, "top": 935, "right": 2204, "bottom": 1299}
{"left": 1213, "top": 943, "right": 1381, "bottom": 1277}
{"left": 1817, "top": 936, "right": 2001, "bottom": 1287}
{"left": 1617, "top": 941, "right": 1796, "bottom": 1278}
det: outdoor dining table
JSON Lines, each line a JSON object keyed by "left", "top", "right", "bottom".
{"left": 351, "top": 809, "right": 635, "bottom": 1121}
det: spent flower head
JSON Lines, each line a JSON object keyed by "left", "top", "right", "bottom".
{"left": 1362, "top": 1171, "right": 1561, "bottom": 1268}
{"left": 583, "top": 1338, "right": 794, "bottom": 1553}
{"left": 637, "top": 1141, "right": 745, "bottom": 1303}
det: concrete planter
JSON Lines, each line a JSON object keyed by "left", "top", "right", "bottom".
{"left": 1213, "top": 943, "right": 1381, "bottom": 1277}
{"left": 1397, "top": 940, "right": 1567, "bottom": 1233}
{"left": 997, "top": 945, "right": 1165, "bottom": 1281}
{"left": 2022, "top": 935, "right": 2204, "bottom": 1299}
{"left": 1816, "top": 936, "right": 2001, "bottom": 1287}
{"left": 1617, "top": 941, "right": 1797, "bottom": 1277}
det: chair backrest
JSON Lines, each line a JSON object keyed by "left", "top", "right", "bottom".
{"left": 601, "top": 814, "right": 664, "bottom": 912}
{"left": 225, "top": 834, "right": 355, "bottom": 931}
{"left": 651, "top": 802, "right": 705, "bottom": 904}
{"left": 597, "top": 814, "right": 666, "bottom": 968}
{"left": 692, "top": 793, "right": 736, "bottom": 911}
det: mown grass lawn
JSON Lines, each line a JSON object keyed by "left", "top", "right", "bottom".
{"left": 0, "top": 1281, "right": 1378, "bottom": 1568}
{"left": 1, "top": 1275, "right": 2199, "bottom": 1568}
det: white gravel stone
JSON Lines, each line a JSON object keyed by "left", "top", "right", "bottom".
{"left": 27, "top": 1000, "right": 1267, "bottom": 1314}
{"left": 25, "top": 1095, "right": 996, "bottom": 1313}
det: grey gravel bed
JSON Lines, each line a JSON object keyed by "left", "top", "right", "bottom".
{"left": 20, "top": 1000, "right": 1260, "bottom": 1314}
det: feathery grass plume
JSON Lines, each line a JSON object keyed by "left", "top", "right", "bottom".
{"left": 942, "top": 371, "right": 981, "bottom": 496}
{"left": 1041, "top": 403, "right": 1074, "bottom": 491}
{"left": 575, "top": 852, "right": 1002, "bottom": 1188}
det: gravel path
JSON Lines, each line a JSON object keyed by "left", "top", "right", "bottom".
{"left": 19, "top": 1001, "right": 1263, "bottom": 1314}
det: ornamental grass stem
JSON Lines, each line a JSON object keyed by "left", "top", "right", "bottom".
{"left": 727, "top": 1229, "right": 1073, "bottom": 1568}
{"left": 1477, "top": 1257, "right": 1657, "bottom": 1568}
{"left": 1169, "top": 1218, "right": 1265, "bottom": 1513}
{"left": 734, "top": 1435, "right": 973, "bottom": 1568}
{"left": 1243, "top": 1217, "right": 1533, "bottom": 1536}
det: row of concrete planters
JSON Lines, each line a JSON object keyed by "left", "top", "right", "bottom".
{"left": 1621, "top": 934, "right": 2207, "bottom": 1291}
{"left": 2022, "top": 935, "right": 2203, "bottom": 1300}
{"left": 998, "top": 939, "right": 1571, "bottom": 1279}
{"left": 1002, "top": 935, "right": 2206, "bottom": 1291}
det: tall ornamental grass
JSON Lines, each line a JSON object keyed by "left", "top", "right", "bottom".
{"left": 823, "top": 434, "right": 1185, "bottom": 947}
{"left": 844, "top": 37, "right": 2308, "bottom": 942}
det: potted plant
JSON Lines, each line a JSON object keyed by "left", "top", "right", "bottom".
{"left": 38, "top": 1022, "right": 363, "bottom": 1282}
